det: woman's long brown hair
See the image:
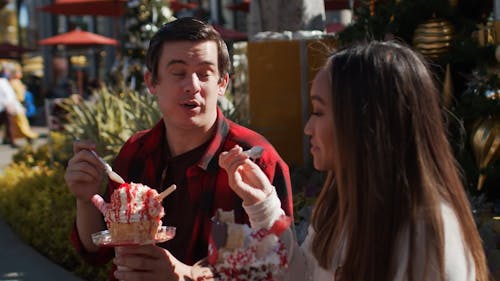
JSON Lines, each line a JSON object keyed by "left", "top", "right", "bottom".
{"left": 311, "top": 41, "right": 488, "bottom": 281}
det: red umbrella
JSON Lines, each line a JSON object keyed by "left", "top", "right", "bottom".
{"left": 168, "top": 0, "right": 198, "bottom": 12}
{"left": 0, "top": 42, "right": 33, "bottom": 59}
{"left": 38, "top": 0, "right": 126, "bottom": 17}
{"left": 226, "top": 0, "right": 250, "bottom": 13}
{"left": 213, "top": 24, "right": 247, "bottom": 41}
{"left": 39, "top": 29, "right": 118, "bottom": 97}
{"left": 38, "top": 29, "right": 118, "bottom": 46}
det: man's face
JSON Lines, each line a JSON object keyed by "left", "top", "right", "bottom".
{"left": 145, "top": 40, "right": 228, "bottom": 133}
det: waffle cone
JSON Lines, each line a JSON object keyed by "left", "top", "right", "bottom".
{"left": 109, "top": 220, "right": 160, "bottom": 244}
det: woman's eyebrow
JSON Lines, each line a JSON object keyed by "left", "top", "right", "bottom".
{"left": 310, "top": 95, "right": 326, "bottom": 104}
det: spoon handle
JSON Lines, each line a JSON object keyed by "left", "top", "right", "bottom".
{"left": 90, "top": 150, "right": 109, "bottom": 169}
{"left": 243, "top": 146, "right": 264, "bottom": 159}
{"left": 90, "top": 150, "right": 125, "bottom": 184}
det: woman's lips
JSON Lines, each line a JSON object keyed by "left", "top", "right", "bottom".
{"left": 309, "top": 143, "right": 319, "bottom": 153}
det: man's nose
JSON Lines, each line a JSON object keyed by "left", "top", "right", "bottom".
{"left": 183, "top": 73, "right": 201, "bottom": 94}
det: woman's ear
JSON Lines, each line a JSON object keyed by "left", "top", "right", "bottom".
{"left": 144, "top": 70, "right": 155, "bottom": 95}
{"left": 218, "top": 73, "right": 230, "bottom": 96}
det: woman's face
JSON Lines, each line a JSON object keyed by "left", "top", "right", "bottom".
{"left": 304, "top": 68, "right": 335, "bottom": 171}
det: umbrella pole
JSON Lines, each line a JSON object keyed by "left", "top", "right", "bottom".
{"left": 77, "top": 69, "right": 83, "bottom": 97}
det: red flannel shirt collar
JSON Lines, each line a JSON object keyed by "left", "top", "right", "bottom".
{"left": 137, "top": 107, "right": 229, "bottom": 172}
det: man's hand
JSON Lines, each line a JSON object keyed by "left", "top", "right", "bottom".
{"left": 113, "top": 245, "right": 193, "bottom": 281}
{"left": 64, "top": 140, "right": 104, "bottom": 203}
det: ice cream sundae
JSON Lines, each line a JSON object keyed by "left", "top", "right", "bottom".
{"left": 91, "top": 182, "right": 173, "bottom": 244}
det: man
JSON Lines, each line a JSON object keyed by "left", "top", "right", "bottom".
{"left": 64, "top": 17, "right": 293, "bottom": 281}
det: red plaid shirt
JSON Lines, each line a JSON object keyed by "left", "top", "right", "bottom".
{"left": 71, "top": 108, "right": 293, "bottom": 280}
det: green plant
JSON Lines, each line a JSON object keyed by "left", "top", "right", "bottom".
{"left": 12, "top": 131, "right": 73, "bottom": 167}
{"left": 0, "top": 162, "right": 110, "bottom": 280}
{"left": 0, "top": 127, "right": 110, "bottom": 280}
{"left": 62, "top": 88, "right": 161, "bottom": 161}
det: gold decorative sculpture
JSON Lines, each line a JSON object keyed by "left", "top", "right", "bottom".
{"left": 471, "top": 116, "right": 500, "bottom": 190}
{"left": 413, "top": 19, "right": 454, "bottom": 59}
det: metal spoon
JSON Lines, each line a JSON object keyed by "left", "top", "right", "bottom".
{"left": 89, "top": 150, "right": 125, "bottom": 184}
{"left": 243, "top": 146, "right": 264, "bottom": 159}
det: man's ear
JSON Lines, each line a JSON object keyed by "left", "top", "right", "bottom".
{"left": 218, "top": 73, "right": 230, "bottom": 96}
{"left": 144, "top": 70, "right": 155, "bottom": 95}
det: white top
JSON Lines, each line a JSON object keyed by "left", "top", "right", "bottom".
{"left": 244, "top": 192, "right": 475, "bottom": 281}
{"left": 0, "top": 78, "right": 24, "bottom": 114}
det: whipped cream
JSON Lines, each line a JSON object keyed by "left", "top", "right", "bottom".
{"left": 92, "top": 182, "right": 165, "bottom": 224}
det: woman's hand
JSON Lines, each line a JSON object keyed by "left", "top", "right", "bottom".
{"left": 113, "top": 245, "right": 192, "bottom": 281}
{"left": 219, "top": 145, "right": 274, "bottom": 205}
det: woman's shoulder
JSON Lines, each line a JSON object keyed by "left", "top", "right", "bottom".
{"left": 440, "top": 201, "right": 464, "bottom": 240}
{"left": 440, "top": 201, "right": 476, "bottom": 281}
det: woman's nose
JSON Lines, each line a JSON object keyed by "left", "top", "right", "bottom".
{"left": 304, "top": 118, "right": 312, "bottom": 135}
{"left": 183, "top": 73, "right": 201, "bottom": 94}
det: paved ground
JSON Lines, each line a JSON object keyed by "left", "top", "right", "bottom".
{"left": 0, "top": 126, "right": 48, "bottom": 172}
{"left": 0, "top": 126, "right": 85, "bottom": 281}
{"left": 0, "top": 219, "right": 85, "bottom": 281}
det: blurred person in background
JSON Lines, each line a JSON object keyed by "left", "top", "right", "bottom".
{"left": 0, "top": 62, "right": 37, "bottom": 147}
{"left": 7, "top": 63, "right": 38, "bottom": 142}
{"left": 0, "top": 63, "right": 16, "bottom": 147}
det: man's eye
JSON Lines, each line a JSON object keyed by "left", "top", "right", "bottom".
{"left": 197, "top": 72, "right": 210, "bottom": 78}
{"left": 311, "top": 111, "right": 323, "bottom": 116}
{"left": 172, "top": 72, "right": 185, "bottom": 77}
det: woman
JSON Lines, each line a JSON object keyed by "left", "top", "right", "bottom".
{"left": 8, "top": 65, "right": 38, "bottom": 142}
{"left": 219, "top": 41, "right": 489, "bottom": 280}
